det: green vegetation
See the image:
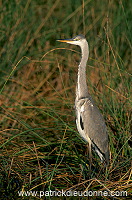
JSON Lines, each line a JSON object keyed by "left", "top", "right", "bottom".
{"left": 0, "top": 0, "right": 131, "bottom": 199}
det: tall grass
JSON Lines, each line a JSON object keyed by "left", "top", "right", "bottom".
{"left": 0, "top": 0, "right": 131, "bottom": 199}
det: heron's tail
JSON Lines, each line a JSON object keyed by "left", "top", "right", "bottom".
{"left": 92, "top": 141, "right": 110, "bottom": 165}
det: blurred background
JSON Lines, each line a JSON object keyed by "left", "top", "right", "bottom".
{"left": 0, "top": 0, "right": 131, "bottom": 199}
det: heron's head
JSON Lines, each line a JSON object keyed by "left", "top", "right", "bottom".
{"left": 57, "top": 35, "right": 86, "bottom": 47}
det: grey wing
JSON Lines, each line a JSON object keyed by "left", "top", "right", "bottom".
{"left": 76, "top": 98, "right": 109, "bottom": 162}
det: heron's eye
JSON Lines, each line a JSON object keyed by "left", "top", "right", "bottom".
{"left": 74, "top": 38, "right": 80, "bottom": 41}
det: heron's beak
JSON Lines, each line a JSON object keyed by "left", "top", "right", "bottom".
{"left": 57, "top": 38, "right": 74, "bottom": 44}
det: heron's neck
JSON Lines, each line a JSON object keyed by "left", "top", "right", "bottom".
{"left": 76, "top": 41, "right": 89, "bottom": 99}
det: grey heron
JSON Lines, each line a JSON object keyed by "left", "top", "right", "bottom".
{"left": 57, "top": 35, "right": 109, "bottom": 165}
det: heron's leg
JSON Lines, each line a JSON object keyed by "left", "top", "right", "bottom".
{"left": 86, "top": 136, "right": 92, "bottom": 170}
